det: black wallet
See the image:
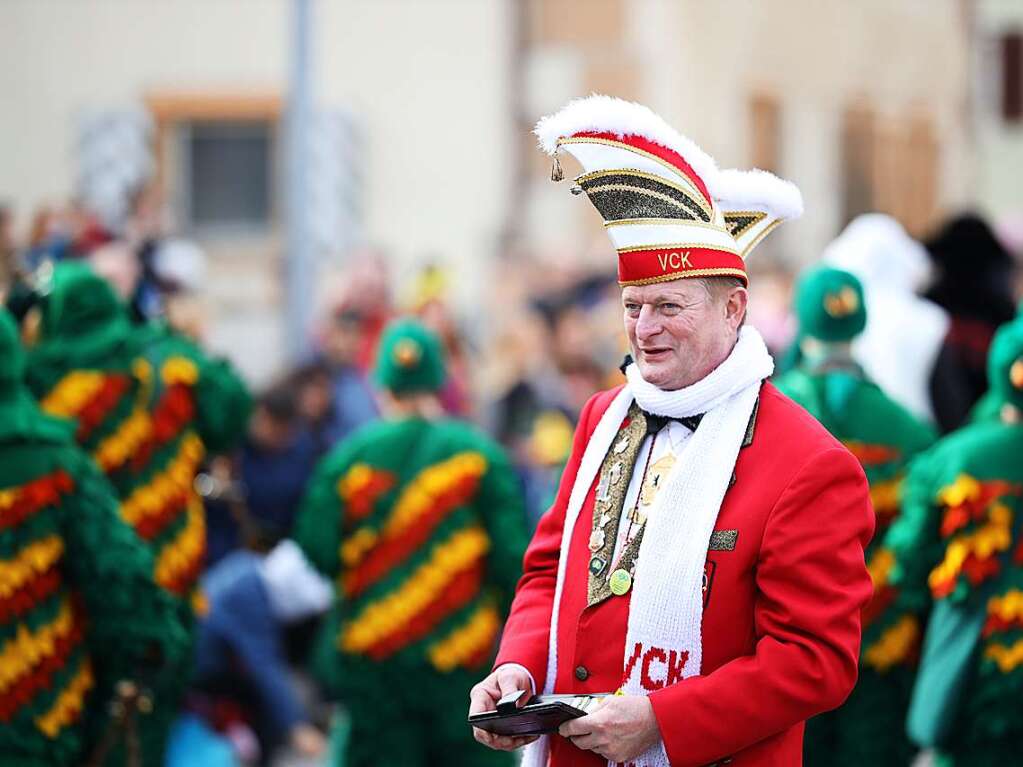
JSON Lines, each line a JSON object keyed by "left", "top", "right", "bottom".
{"left": 467, "top": 690, "right": 608, "bottom": 737}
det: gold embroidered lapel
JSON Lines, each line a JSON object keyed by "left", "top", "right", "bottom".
{"left": 586, "top": 404, "right": 647, "bottom": 607}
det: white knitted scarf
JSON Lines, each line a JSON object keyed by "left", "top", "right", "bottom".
{"left": 523, "top": 327, "right": 774, "bottom": 767}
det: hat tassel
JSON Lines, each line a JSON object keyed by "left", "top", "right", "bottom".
{"left": 550, "top": 152, "right": 564, "bottom": 183}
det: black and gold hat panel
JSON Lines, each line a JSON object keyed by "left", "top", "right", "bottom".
{"left": 577, "top": 170, "right": 711, "bottom": 224}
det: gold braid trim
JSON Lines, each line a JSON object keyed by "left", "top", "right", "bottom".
{"left": 578, "top": 168, "right": 712, "bottom": 219}
{"left": 606, "top": 218, "right": 728, "bottom": 231}
{"left": 619, "top": 267, "right": 748, "bottom": 287}
{"left": 740, "top": 218, "right": 782, "bottom": 257}
{"left": 617, "top": 241, "right": 740, "bottom": 257}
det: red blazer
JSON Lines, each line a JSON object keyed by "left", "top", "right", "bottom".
{"left": 495, "top": 382, "right": 874, "bottom": 766}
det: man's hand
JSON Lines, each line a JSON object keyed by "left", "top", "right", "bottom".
{"left": 558, "top": 695, "right": 660, "bottom": 763}
{"left": 469, "top": 664, "right": 538, "bottom": 752}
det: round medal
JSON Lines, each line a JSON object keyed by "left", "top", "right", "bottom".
{"left": 609, "top": 568, "right": 632, "bottom": 596}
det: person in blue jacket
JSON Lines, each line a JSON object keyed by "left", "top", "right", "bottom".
{"left": 188, "top": 540, "right": 333, "bottom": 762}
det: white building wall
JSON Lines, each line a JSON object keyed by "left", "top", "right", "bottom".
{"left": 657, "top": 0, "right": 971, "bottom": 264}
{"left": 0, "top": 0, "right": 511, "bottom": 382}
{"left": 975, "top": 0, "right": 1023, "bottom": 238}
{"left": 0, "top": 0, "right": 288, "bottom": 213}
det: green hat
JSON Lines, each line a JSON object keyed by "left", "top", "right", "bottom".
{"left": 988, "top": 318, "right": 1023, "bottom": 411}
{"left": 373, "top": 318, "right": 446, "bottom": 395}
{"left": 794, "top": 265, "right": 867, "bottom": 343}
{"left": 38, "top": 261, "right": 125, "bottom": 339}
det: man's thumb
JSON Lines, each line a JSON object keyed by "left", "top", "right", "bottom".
{"left": 496, "top": 669, "right": 529, "bottom": 707}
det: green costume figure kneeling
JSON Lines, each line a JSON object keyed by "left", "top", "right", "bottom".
{"left": 0, "top": 308, "right": 187, "bottom": 767}
{"left": 774, "top": 266, "right": 936, "bottom": 767}
{"left": 888, "top": 316, "right": 1023, "bottom": 766}
{"left": 294, "top": 319, "right": 528, "bottom": 767}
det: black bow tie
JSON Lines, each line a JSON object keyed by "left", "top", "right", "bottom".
{"left": 643, "top": 411, "right": 703, "bottom": 436}
{"left": 621, "top": 356, "right": 704, "bottom": 434}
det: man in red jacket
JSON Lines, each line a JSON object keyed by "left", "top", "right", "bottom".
{"left": 470, "top": 96, "right": 874, "bottom": 767}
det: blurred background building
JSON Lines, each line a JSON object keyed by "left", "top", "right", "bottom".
{"left": 0, "top": 0, "right": 1020, "bottom": 384}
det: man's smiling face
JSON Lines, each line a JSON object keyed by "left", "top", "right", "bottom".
{"left": 622, "top": 278, "right": 747, "bottom": 391}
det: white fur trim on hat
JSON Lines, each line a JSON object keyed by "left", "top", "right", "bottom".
{"left": 534, "top": 94, "right": 719, "bottom": 190}
{"left": 714, "top": 168, "right": 804, "bottom": 221}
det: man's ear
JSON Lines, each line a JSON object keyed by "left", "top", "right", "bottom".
{"left": 725, "top": 287, "right": 749, "bottom": 330}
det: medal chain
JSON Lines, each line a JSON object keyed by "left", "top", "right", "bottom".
{"left": 617, "top": 433, "right": 658, "bottom": 567}
{"left": 663, "top": 420, "right": 687, "bottom": 455}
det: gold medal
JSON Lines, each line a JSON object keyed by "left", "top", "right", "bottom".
{"left": 640, "top": 453, "right": 676, "bottom": 506}
{"left": 609, "top": 568, "right": 632, "bottom": 596}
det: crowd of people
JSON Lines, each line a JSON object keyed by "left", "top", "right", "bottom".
{"left": 0, "top": 141, "right": 1021, "bottom": 767}
{"left": 0, "top": 190, "right": 632, "bottom": 766}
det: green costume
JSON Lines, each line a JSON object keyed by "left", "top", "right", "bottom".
{"left": 0, "top": 309, "right": 186, "bottom": 767}
{"left": 294, "top": 319, "right": 528, "bottom": 767}
{"left": 886, "top": 318, "right": 1023, "bottom": 766}
{"left": 128, "top": 320, "right": 251, "bottom": 602}
{"left": 22, "top": 262, "right": 250, "bottom": 764}
{"left": 775, "top": 266, "right": 936, "bottom": 767}
{"left": 24, "top": 264, "right": 250, "bottom": 603}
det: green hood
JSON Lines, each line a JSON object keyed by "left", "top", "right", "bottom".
{"left": 0, "top": 308, "right": 74, "bottom": 444}
{"left": 27, "top": 262, "right": 138, "bottom": 379}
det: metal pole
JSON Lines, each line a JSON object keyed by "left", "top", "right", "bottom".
{"left": 498, "top": 0, "right": 528, "bottom": 258}
{"left": 286, "top": 0, "right": 313, "bottom": 361}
